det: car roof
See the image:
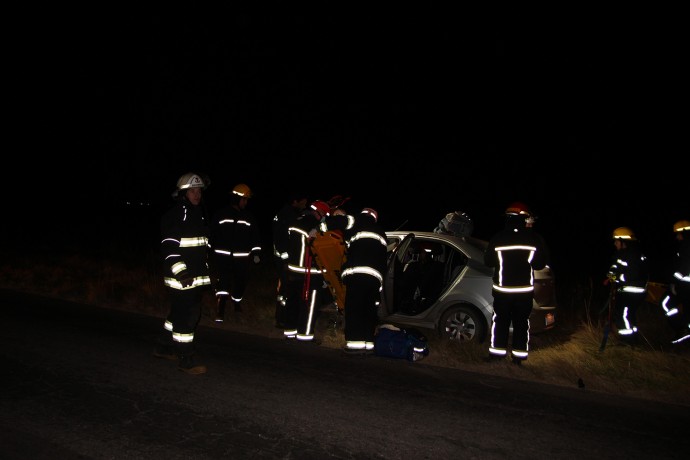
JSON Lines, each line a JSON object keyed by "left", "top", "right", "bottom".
{"left": 385, "top": 231, "right": 487, "bottom": 261}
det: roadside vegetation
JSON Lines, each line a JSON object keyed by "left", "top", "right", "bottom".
{"left": 2, "top": 244, "right": 688, "bottom": 407}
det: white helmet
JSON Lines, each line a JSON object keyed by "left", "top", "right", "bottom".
{"left": 173, "top": 172, "right": 206, "bottom": 197}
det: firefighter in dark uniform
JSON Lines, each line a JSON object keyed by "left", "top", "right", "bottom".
{"left": 660, "top": 220, "right": 690, "bottom": 344}
{"left": 327, "top": 208, "right": 388, "bottom": 354}
{"left": 283, "top": 200, "right": 331, "bottom": 342}
{"left": 605, "top": 226, "right": 649, "bottom": 345}
{"left": 155, "top": 172, "right": 212, "bottom": 375}
{"left": 271, "top": 193, "right": 308, "bottom": 328}
{"left": 210, "top": 183, "right": 262, "bottom": 321}
{"left": 484, "top": 202, "right": 549, "bottom": 365}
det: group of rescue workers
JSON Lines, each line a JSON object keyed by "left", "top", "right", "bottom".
{"left": 153, "top": 172, "right": 389, "bottom": 374}
{"left": 274, "top": 198, "right": 388, "bottom": 355}
{"left": 604, "top": 222, "right": 690, "bottom": 347}
{"left": 153, "top": 172, "right": 690, "bottom": 375}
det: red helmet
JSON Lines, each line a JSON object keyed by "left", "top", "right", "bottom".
{"left": 327, "top": 194, "right": 351, "bottom": 209}
{"left": 505, "top": 201, "right": 531, "bottom": 216}
{"left": 310, "top": 200, "right": 331, "bottom": 218}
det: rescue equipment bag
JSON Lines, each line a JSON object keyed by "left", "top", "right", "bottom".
{"left": 374, "top": 324, "right": 429, "bottom": 362}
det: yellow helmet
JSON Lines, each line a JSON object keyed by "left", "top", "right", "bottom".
{"left": 673, "top": 220, "right": 690, "bottom": 233}
{"left": 232, "top": 183, "right": 252, "bottom": 198}
{"left": 612, "top": 227, "right": 636, "bottom": 240}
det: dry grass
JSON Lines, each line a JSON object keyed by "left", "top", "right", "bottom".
{"left": 2, "top": 248, "right": 689, "bottom": 407}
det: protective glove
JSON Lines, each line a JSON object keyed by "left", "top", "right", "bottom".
{"left": 177, "top": 271, "right": 194, "bottom": 288}
{"left": 602, "top": 278, "right": 610, "bottom": 286}
{"left": 253, "top": 255, "right": 261, "bottom": 264}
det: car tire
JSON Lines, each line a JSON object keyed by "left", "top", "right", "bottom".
{"left": 439, "top": 305, "right": 486, "bottom": 343}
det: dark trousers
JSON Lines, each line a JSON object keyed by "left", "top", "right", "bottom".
{"left": 343, "top": 274, "right": 380, "bottom": 343}
{"left": 215, "top": 257, "right": 250, "bottom": 302}
{"left": 667, "top": 284, "right": 690, "bottom": 336}
{"left": 284, "top": 272, "right": 322, "bottom": 340}
{"left": 490, "top": 291, "right": 533, "bottom": 354}
{"left": 274, "top": 258, "right": 288, "bottom": 326}
{"left": 159, "top": 287, "right": 204, "bottom": 357}
{"left": 614, "top": 290, "right": 645, "bottom": 337}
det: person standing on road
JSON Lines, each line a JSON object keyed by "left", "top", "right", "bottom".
{"left": 604, "top": 227, "right": 649, "bottom": 345}
{"left": 325, "top": 207, "right": 388, "bottom": 355}
{"left": 283, "top": 200, "right": 331, "bottom": 342}
{"left": 484, "top": 202, "right": 549, "bottom": 365}
{"left": 660, "top": 220, "right": 690, "bottom": 345}
{"left": 210, "top": 183, "right": 262, "bottom": 322}
{"left": 155, "top": 172, "right": 212, "bottom": 375}
{"left": 271, "top": 192, "right": 308, "bottom": 328}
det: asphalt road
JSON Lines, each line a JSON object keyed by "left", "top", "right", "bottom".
{"left": 1, "top": 288, "right": 687, "bottom": 459}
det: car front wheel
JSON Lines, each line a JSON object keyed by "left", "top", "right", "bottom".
{"left": 439, "top": 305, "right": 486, "bottom": 343}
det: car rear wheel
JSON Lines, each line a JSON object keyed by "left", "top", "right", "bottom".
{"left": 439, "top": 305, "right": 486, "bottom": 343}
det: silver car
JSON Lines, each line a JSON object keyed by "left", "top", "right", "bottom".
{"left": 381, "top": 231, "right": 557, "bottom": 343}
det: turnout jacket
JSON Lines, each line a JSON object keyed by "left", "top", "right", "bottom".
{"left": 272, "top": 203, "right": 301, "bottom": 261}
{"left": 160, "top": 199, "right": 212, "bottom": 290}
{"left": 211, "top": 205, "right": 262, "bottom": 263}
{"left": 326, "top": 213, "right": 387, "bottom": 288}
{"left": 484, "top": 215, "right": 548, "bottom": 294}
{"left": 672, "top": 237, "right": 690, "bottom": 288}
{"left": 607, "top": 243, "right": 649, "bottom": 294}
{"left": 286, "top": 211, "right": 324, "bottom": 277}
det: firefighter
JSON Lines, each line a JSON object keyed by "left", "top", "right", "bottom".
{"left": 155, "top": 172, "right": 212, "bottom": 375}
{"left": 271, "top": 192, "right": 309, "bottom": 328}
{"left": 283, "top": 200, "right": 331, "bottom": 342}
{"left": 605, "top": 227, "right": 649, "bottom": 345}
{"left": 326, "top": 207, "right": 388, "bottom": 354}
{"left": 210, "top": 183, "right": 262, "bottom": 321}
{"left": 660, "top": 220, "right": 690, "bottom": 344}
{"left": 484, "top": 202, "right": 549, "bottom": 364}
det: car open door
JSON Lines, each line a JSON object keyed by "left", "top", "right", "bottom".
{"left": 380, "top": 232, "right": 415, "bottom": 316}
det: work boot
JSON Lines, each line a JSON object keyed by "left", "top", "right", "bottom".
{"left": 153, "top": 345, "right": 177, "bottom": 361}
{"left": 671, "top": 329, "right": 690, "bottom": 345}
{"left": 619, "top": 334, "right": 639, "bottom": 347}
{"left": 178, "top": 355, "right": 207, "bottom": 375}
{"left": 342, "top": 346, "right": 367, "bottom": 357}
{"left": 511, "top": 357, "right": 524, "bottom": 366}
{"left": 215, "top": 297, "right": 227, "bottom": 323}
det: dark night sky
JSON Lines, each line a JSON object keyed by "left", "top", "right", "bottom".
{"left": 17, "top": 12, "right": 686, "bottom": 281}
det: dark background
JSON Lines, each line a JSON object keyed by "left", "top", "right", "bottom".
{"left": 14, "top": 11, "right": 685, "bottom": 284}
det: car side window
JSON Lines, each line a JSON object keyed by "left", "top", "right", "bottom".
{"left": 448, "top": 248, "right": 469, "bottom": 281}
